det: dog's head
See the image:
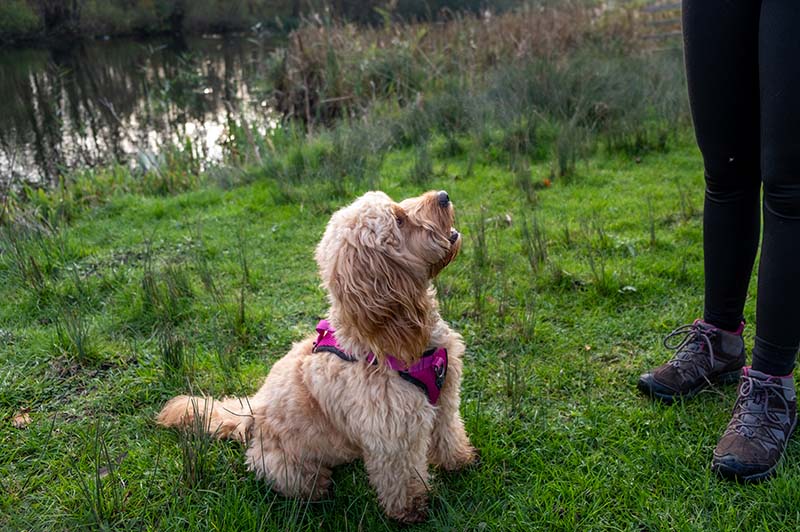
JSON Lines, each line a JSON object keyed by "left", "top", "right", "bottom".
{"left": 316, "top": 190, "right": 460, "bottom": 365}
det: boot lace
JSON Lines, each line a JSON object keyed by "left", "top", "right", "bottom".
{"left": 728, "top": 375, "right": 794, "bottom": 448}
{"left": 663, "top": 322, "right": 717, "bottom": 380}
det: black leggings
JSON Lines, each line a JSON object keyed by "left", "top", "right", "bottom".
{"left": 683, "top": 0, "right": 800, "bottom": 375}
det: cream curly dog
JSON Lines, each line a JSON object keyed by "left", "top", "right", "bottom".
{"left": 157, "top": 190, "right": 476, "bottom": 523}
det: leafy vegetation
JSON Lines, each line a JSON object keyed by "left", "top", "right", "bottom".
{"left": 0, "top": 0, "right": 293, "bottom": 44}
{"left": 0, "top": 0, "right": 525, "bottom": 45}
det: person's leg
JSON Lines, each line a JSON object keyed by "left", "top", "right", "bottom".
{"left": 637, "top": 0, "right": 760, "bottom": 402}
{"left": 711, "top": 0, "right": 799, "bottom": 482}
{"left": 683, "top": 0, "right": 762, "bottom": 332}
{"left": 752, "top": 0, "right": 800, "bottom": 376}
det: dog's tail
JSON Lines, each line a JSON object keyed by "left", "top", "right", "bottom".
{"left": 156, "top": 394, "right": 254, "bottom": 443}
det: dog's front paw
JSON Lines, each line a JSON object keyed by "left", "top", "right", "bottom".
{"left": 437, "top": 445, "right": 479, "bottom": 471}
{"left": 306, "top": 474, "right": 333, "bottom": 501}
{"left": 460, "top": 445, "right": 480, "bottom": 467}
{"left": 392, "top": 494, "right": 428, "bottom": 524}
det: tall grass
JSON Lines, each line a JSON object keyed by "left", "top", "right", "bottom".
{"left": 520, "top": 214, "right": 547, "bottom": 274}
{"left": 73, "top": 422, "right": 128, "bottom": 529}
{"left": 1, "top": 223, "right": 47, "bottom": 294}
{"left": 468, "top": 209, "right": 489, "bottom": 317}
{"left": 257, "top": 2, "right": 687, "bottom": 188}
{"left": 267, "top": 3, "right": 636, "bottom": 122}
{"left": 55, "top": 308, "right": 97, "bottom": 364}
{"left": 177, "top": 399, "right": 219, "bottom": 489}
{"left": 232, "top": 231, "right": 251, "bottom": 342}
{"left": 513, "top": 161, "right": 539, "bottom": 206}
{"left": 190, "top": 230, "right": 220, "bottom": 301}
{"left": 409, "top": 143, "right": 435, "bottom": 185}
{"left": 0, "top": 215, "right": 58, "bottom": 294}
{"left": 159, "top": 323, "right": 190, "bottom": 385}
{"left": 140, "top": 248, "right": 194, "bottom": 328}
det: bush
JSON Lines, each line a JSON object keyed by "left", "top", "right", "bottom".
{"left": 80, "top": 1, "right": 130, "bottom": 36}
{"left": 183, "top": 0, "right": 250, "bottom": 33}
{"left": 0, "top": 0, "right": 41, "bottom": 43}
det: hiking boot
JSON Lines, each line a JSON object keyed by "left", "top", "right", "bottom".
{"left": 712, "top": 368, "right": 797, "bottom": 482}
{"left": 638, "top": 320, "right": 746, "bottom": 403}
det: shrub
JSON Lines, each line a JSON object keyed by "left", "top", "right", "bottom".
{"left": 0, "top": 0, "right": 41, "bottom": 43}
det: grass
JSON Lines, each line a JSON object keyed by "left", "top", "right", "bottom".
{"left": 2, "top": 126, "right": 798, "bottom": 530}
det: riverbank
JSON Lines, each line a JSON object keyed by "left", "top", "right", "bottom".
{"left": 0, "top": 0, "right": 523, "bottom": 48}
{"left": 0, "top": 0, "right": 294, "bottom": 48}
{"left": 1, "top": 4, "right": 687, "bottom": 190}
{"left": 0, "top": 33, "right": 282, "bottom": 187}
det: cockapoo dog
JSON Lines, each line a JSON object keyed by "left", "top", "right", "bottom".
{"left": 157, "top": 190, "right": 476, "bottom": 523}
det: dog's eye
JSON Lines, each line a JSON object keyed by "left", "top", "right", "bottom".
{"left": 396, "top": 215, "right": 405, "bottom": 227}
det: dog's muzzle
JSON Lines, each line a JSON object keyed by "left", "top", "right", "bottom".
{"left": 448, "top": 229, "right": 459, "bottom": 244}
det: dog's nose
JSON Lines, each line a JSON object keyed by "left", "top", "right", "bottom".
{"left": 437, "top": 190, "right": 450, "bottom": 207}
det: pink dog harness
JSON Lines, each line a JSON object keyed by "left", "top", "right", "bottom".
{"left": 312, "top": 320, "right": 447, "bottom": 405}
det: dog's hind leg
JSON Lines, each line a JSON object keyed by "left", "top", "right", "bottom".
{"left": 245, "top": 436, "right": 333, "bottom": 500}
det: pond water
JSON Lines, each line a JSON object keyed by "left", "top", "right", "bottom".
{"left": 0, "top": 34, "right": 281, "bottom": 188}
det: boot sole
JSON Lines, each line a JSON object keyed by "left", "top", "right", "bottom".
{"left": 712, "top": 418, "right": 798, "bottom": 483}
{"left": 637, "top": 368, "right": 742, "bottom": 404}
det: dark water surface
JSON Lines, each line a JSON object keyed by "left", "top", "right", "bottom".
{"left": 0, "top": 34, "right": 280, "bottom": 188}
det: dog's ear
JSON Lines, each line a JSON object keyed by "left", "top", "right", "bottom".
{"left": 316, "top": 197, "right": 431, "bottom": 365}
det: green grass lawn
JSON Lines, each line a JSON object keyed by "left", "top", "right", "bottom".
{"left": 2, "top": 136, "right": 797, "bottom": 531}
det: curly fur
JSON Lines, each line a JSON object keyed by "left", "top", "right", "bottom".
{"left": 157, "top": 190, "right": 476, "bottom": 523}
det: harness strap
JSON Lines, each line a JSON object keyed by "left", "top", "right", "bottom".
{"left": 313, "top": 344, "right": 357, "bottom": 362}
{"left": 312, "top": 320, "right": 447, "bottom": 405}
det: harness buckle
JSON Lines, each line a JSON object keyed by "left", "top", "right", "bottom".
{"left": 434, "top": 362, "right": 446, "bottom": 389}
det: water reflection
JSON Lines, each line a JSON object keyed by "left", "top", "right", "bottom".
{"left": 0, "top": 34, "right": 279, "bottom": 188}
